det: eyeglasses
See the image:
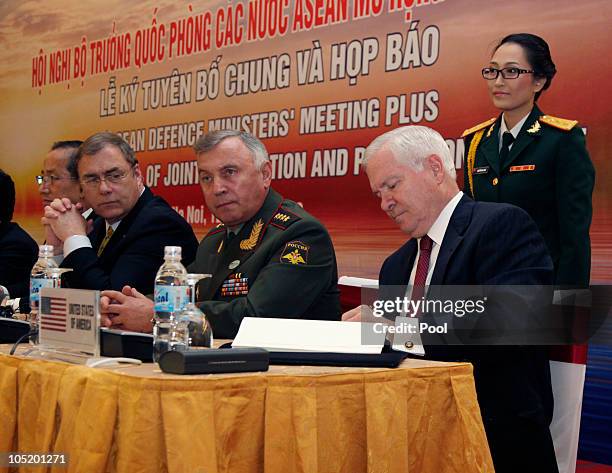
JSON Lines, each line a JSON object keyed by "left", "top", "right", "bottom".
{"left": 80, "top": 168, "right": 133, "bottom": 187}
{"left": 35, "top": 175, "right": 78, "bottom": 186}
{"left": 482, "top": 67, "right": 534, "bottom": 80}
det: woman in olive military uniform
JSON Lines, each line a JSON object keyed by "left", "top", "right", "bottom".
{"left": 463, "top": 33, "right": 595, "bottom": 287}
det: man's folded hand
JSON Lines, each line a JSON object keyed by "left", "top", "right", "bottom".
{"left": 100, "top": 285, "right": 154, "bottom": 333}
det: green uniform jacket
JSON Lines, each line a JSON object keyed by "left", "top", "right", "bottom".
{"left": 463, "top": 106, "right": 595, "bottom": 286}
{"left": 190, "top": 188, "right": 341, "bottom": 338}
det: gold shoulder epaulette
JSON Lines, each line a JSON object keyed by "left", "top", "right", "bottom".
{"left": 271, "top": 207, "right": 301, "bottom": 231}
{"left": 539, "top": 115, "right": 578, "bottom": 131}
{"left": 461, "top": 117, "right": 496, "bottom": 138}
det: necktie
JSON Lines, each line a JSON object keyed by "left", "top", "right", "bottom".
{"left": 499, "top": 131, "right": 515, "bottom": 168}
{"left": 411, "top": 235, "right": 433, "bottom": 305}
{"left": 97, "top": 227, "right": 114, "bottom": 257}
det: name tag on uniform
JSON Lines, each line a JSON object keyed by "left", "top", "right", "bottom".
{"left": 472, "top": 166, "right": 490, "bottom": 175}
{"left": 509, "top": 165, "right": 536, "bottom": 172}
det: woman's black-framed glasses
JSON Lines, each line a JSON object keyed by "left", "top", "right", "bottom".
{"left": 482, "top": 67, "right": 534, "bottom": 80}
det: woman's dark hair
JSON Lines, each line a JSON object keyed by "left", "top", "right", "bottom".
{"left": 495, "top": 33, "right": 557, "bottom": 101}
{"left": 0, "top": 169, "right": 16, "bottom": 223}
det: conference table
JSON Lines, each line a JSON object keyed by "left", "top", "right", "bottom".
{"left": 0, "top": 347, "right": 494, "bottom": 473}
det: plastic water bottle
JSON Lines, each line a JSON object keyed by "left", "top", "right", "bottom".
{"left": 153, "top": 246, "right": 188, "bottom": 362}
{"left": 30, "top": 245, "right": 58, "bottom": 315}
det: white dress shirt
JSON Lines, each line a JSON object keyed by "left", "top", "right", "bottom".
{"left": 394, "top": 191, "right": 464, "bottom": 355}
{"left": 499, "top": 112, "right": 530, "bottom": 152}
{"left": 406, "top": 191, "right": 464, "bottom": 294}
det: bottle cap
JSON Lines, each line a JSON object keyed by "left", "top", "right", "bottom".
{"left": 164, "top": 246, "right": 182, "bottom": 259}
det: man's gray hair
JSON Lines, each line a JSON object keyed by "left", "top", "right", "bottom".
{"left": 364, "top": 125, "right": 456, "bottom": 179}
{"left": 76, "top": 132, "right": 137, "bottom": 175}
{"left": 194, "top": 130, "right": 269, "bottom": 169}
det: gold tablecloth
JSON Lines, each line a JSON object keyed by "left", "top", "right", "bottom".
{"left": 0, "top": 353, "right": 494, "bottom": 473}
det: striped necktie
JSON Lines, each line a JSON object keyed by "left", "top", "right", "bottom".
{"left": 97, "top": 227, "right": 114, "bottom": 257}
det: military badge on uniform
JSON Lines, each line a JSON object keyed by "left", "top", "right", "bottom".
{"left": 472, "top": 166, "right": 490, "bottom": 175}
{"left": 280, "top": 241, "right": 310, "bottom": 265}
{"left": 240, "top": 219, "right": 263, "bottom": 250}
{"left": 509, "top": 165, "right": 536, "bottom": 172}
{"left": 527, "top": 121, "right": 541, "bottom": 134}
{"left": 274, "top": 212, "right": 291, "bottom": 223}
{"left": 221, "top": 273, "right": 249, "bottom": 296}
{"left": 271, "top": 208, "right": 301, "bottom": 230}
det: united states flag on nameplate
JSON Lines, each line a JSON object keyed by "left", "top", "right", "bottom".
{"left": 40, "top": 296, "right": 67, "bottom": 332}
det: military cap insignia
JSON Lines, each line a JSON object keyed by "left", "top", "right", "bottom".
{"left": 539, "top": 115, "right": 578, "bottom": 131}
{"left": 527, "top": 121, "right": 541, "bottom": 134}
{"left": 461, "top": 117, "right": 496, "bottom": 137}
{"left": 221, "top": 273, "right": 249, "bottom": 296}
{"left": 240, "top": 219, "right": 263, "bottom": 250}
{"left": 271, "top": 208, "right": 301, "bottom": 230}
{"left": 280, "top": 241, "right": 310, "bottom": 265}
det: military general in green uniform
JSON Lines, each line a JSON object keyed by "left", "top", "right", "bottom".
{"left": 100, "top": 130, "right": 341, "bottom": 338}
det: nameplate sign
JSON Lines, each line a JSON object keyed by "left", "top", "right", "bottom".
{"left": 39, "top": 288, "right": 100, "bottom": 357}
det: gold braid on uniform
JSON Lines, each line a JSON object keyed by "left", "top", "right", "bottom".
{"left": 239, "top": 219, "right": 263, "bottom": 250}
{"left": 466, "top": 129, "right": 486, "bottom": 197}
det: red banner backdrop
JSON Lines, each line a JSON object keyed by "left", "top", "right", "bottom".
{"left": 1, "top": 0, "right": 609, "bottom": 280}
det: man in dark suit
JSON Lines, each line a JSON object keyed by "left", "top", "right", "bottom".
{"left": 343, "top": 125, "right": 558, "bottom": 473}
{"left": 0, "top": 170, "right": 38, "bottom": 299}
{"left": 41, "top": 132, "right": 197, "bottom": 295}
{"left": 99, "top": 130, "right": 341, "bottom": 338}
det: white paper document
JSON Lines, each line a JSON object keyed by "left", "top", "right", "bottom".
{"left": 337, "top": 276, "right": 379, "bottom": 288}
{"left": 232, "top": 317, "right": 386, "bottom": 354}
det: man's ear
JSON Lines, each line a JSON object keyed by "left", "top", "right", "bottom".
{"left": 261, "top": 161, "right": 272, "bottom": 188}
{"left": 426, "top": 154, "right": 445, "bottom": 183}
